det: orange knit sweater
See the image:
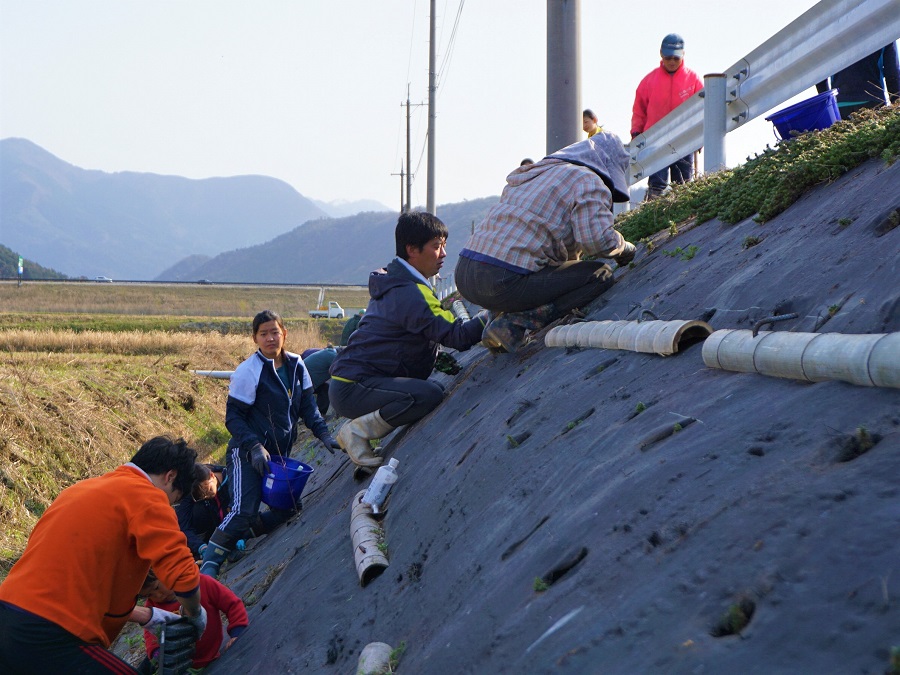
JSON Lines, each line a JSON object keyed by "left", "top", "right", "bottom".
{"left": 0, "top": 465, "right": 199, "bottom": 646}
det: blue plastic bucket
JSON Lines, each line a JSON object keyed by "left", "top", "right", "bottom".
{"left": 261, "top": 456, "right": 313, "bottom": 510}
{"left": 765, "top": 89, "right": 840, "bottom": 140}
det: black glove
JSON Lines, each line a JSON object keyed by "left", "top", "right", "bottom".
{"left": 613, "top": 241, "right": 636, "bottom": 267}
{"left": 159, "top": 619, "right": 199, "bottom": 675}
{"left": 249, "top": 443, "right": 271, "bottom": 477}
{"left": 319, "top": 434, "right": 340, "bottom": 455}
{"left": 434, "top": 351, "right": 461, "bottom": 375}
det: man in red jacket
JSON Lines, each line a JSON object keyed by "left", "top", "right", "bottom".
{"left": 631, "top": 33, "right": 704, "bottom": 200}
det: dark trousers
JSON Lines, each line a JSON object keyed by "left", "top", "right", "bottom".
{"left": 0, "top": 602, "right": 138, "bottom": 674}
{"left": 329, "top": 376, "right": 444, "bottom": 427}
{"left": 210, "top": 444, "right": 294, "bottom": 550}
{"left": 455, "top": 255, "right": 615, "bottom": 315}
{"left": 648, "top": 154, "right": 693, "bottom": 191}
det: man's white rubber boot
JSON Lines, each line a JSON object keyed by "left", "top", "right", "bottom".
{"left": 337, "top": 410, "right": 394, "bottom": 468}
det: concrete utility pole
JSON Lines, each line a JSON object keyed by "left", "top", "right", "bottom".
{"left": 546, "top": 0, "right": 581, "bottom": 155}
{"left": 426, "top": 0, "right": 437, "bottom": 215}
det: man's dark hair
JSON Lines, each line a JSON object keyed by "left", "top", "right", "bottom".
{"left": 130, "top": 436, "right": 198, "bottom": 496}
{"left": 395, "top": 211, "right": 448, "bottom": 259}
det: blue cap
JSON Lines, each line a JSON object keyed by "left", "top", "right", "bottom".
{"left": 661, "top": 33, "right": 685, "bottom": 58}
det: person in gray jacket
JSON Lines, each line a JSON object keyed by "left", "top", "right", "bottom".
{"left": 455, "top": 131, "right": 636, "bottom": 353}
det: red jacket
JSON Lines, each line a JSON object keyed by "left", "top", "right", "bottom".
{"left": 144, "top": 575, "right": 249, "bottom": 668}
{"left": 631, "top": 61, "right": 704, "bottom": 136}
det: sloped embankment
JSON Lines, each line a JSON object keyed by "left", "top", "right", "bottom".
{"left": 212, "top": 157, "right": 899, "bottom": 674}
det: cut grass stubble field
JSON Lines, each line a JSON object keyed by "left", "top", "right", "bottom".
{"left": 0, "top": 283, "right": 362, "bottom": 577}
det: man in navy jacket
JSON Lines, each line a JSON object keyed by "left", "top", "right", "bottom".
{"left": 329, "top": 212, "right": 486, "bottom": 469}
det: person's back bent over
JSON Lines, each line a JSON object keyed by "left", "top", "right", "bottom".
{"left": 329, "top": 212, "right": 486, "bottom": 470}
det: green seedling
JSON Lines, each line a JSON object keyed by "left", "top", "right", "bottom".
{"left": 742, "top": 236, "right": 761, "bottom": 249}
{"left": 855, "top": 426, "right": 874, "bottom": 453}
{"left": 389, "top": 641, "right": 407, "bottom": 671}
{"left": 661, "top": 245, "right": 699, "bottom": 261}
{"left": 673, "top": 423, "right": 683, "bottom": 433}
{"left": 828, "top": 304, "right": 840, "bottom": 316}
{"left": 506, "top": 434, "right": 520, "bottom": 448}
{"left": 533, "top": 577, "right": 549, "bottom": 592}
{"left": 838, "top": 217, "right": 852, "bottom": 226}
{"left": 635, "top": 402, "right": 646, "bottom": 414}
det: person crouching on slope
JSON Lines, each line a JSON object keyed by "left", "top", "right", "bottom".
{"left": 199, "top": 310, "right": 340, "bottom": 578}
{"left": 455, "top": 131, "right": 636, "bottom": 353}
{"left": 138, "top": 569, "right": 248, "bottom": 673}
{"left": 0, "top": 436, "right": 207, "bottom": 675}
{"left": 329, "top": 211, "right": 488, "bottom": 471}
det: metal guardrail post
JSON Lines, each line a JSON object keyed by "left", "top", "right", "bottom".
{"left": 703, "top": 73, "right": 727, "bottom": 174}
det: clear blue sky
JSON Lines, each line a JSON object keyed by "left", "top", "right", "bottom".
{"left": 1, "top": 0, "right": 822, "bottom": 212}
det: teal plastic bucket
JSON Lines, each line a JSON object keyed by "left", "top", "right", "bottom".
{"left": 765, "top": 89, "right": 840, "bottom": 139}
{"left": 261, "top": 456, "right": 313, "bottom": 510}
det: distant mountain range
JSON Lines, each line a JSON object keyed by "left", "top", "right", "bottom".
{"left": 155, "top": 197, "right": 500, "bottom": 284}
{"left": 0, "top": 138, "right": 496, "bottom": 284}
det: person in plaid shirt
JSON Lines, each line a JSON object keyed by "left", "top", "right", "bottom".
{"left": 455, "top": 131, "right": 636, "bottom": 352}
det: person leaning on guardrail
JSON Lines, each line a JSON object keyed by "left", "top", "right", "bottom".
{"left": 631, "top": 33, "right": 704, "bottom": 201}
{"left": 816, "top": 41, "right": 900, "bottom": 118}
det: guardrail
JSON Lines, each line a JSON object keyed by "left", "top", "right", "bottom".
{"left": 628, "top": 0, "right": 900, "bottom": 182}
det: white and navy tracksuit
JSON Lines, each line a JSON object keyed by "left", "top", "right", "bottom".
{"left": 210, "top": 350, "right": 330, "bottom": 550}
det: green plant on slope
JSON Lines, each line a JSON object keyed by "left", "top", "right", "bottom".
{"left": 615, "top": 107, "right": 900, "bottom": 243}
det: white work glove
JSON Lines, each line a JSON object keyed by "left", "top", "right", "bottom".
{"left": 140, "top": 607, "right": 182, "bottom": 630}
{"left": 184, "top": 605, "right": 208, "bottom": 638}
{"left": 613, "top": 241, "right": 636, "bottom": 267}
{"left": 474, "top": 309, "right": 491, "bottom": 327}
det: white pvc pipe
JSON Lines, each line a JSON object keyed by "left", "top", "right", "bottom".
{"left": 357, "top": 642, "right": 393, "bottom": 674}
{"left": 191, "top": 370, "right": 234, "bottom": 379}
{"left": 350, "top": 489, "right": 389, "bottom": 586}
{"left": 545, "top": 320, "right": 713, "bottom": 356}
{"left": 702, "top": 330, "right": 900, "bottom": 388}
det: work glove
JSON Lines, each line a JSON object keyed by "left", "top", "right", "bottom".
{"left": 249, "top": 443, "right": 271, "bottom": 477}
{"left": 159, "top": 619, "right": 199, "bottom": 675}
{"left": 434, "top": 351, "right": 461, "bottom": 375}
{"left": 319, "top": 433, "right": 340, "bottom": 455}
{"left": 613, "top": 241, "right": 636, "bottom": 267}
{"left": 474, "top": 309, "right": 491, "bottom": 328}
{"left": 139, "top": 607, "right": 182, "bottom": 630}
{"left": 184, "top": 605, "right": 208, "bottom": 638}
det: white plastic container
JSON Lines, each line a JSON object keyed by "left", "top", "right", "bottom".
{"left": 361, "top": 458, "right": 399, "bottom": 514}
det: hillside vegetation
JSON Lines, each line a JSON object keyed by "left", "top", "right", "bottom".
{"left": 0, "top": 243, "right": 67, "bottom": 280}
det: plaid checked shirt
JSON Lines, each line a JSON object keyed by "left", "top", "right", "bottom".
{"left": 460, "top": 158, "right": 627, "bottom": 273}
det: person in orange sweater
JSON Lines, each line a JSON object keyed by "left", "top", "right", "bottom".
{"left": 138, "top": 570, "right": 248, "bottom": 672}
{"left": 0, "top": 436, "right": 207, "bottom": 674}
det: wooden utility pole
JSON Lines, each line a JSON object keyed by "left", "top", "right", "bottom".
{"left": 391, "top": 162, "right": 406, "bottom": 213}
